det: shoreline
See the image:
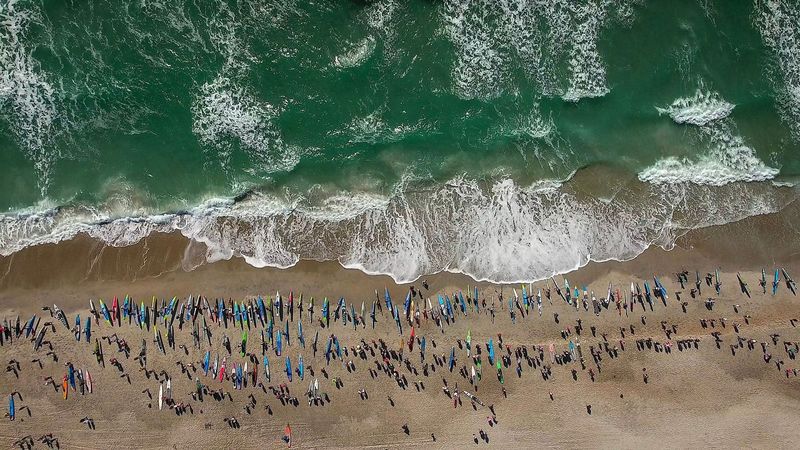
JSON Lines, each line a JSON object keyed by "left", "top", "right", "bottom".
{"left": 1, "top": 194, "right": 798, "bottom": 301}
{"left": 2, "top": 168, "right": 797, "bottom": 286}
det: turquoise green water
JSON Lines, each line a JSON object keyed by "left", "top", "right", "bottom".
{"left": 1, "top": 0, "right": 799, "bottom": 282}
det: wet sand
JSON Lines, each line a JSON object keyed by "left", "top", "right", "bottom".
{"left": 1, "top": 201, "right": 800, "bottom": 448}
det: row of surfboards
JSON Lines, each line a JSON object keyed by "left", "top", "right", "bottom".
{"left": 197, "top": 350, "right": 306, "bottom": 389}
{"left": 60, "top": 367, "right": 93, "bottom": 400}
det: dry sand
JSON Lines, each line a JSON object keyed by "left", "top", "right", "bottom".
{"left": 1, "top": 203, "right": 800, "bottom": 449}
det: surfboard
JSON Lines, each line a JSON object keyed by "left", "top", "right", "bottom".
{"left": 299, "top": 355, "right": 304, "bottom": 380}
{"left": 111, "top": 296, "right": 118, "bottom": 326}
{"left": 158, "top": 383, "right": 163, "bottom": 410}
{"left": 774, "top": 269, "right": 780, "bottom": 295}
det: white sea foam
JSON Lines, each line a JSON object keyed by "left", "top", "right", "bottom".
{"left": 441, "top": 0, "right": 507, "bottom": 100}
{"left": 334, "top": 36, "right": 376, "bottom": 69}
{"left": 364, "top": 0, "right": 399, "bottom": 30}
{"left": 638, "top": 152, "right": 779, "bottom": 186}
{"left": 772, "top": 180, "right": 797, "bottom": 188}
{"left": 337, "top": 108, "right": 429, "bottom": 145}
{"left": 655, "top": 89, "right": 734, "bottom": 126}
{"left": 189, "top": 2, "right": 302, "bottom": 175}
{"left": 562, "top": 1, "right": 611, "bottom": 102}
{"left": 331, "top": 0, "right": 401, "bottom": 71}
{"left": 301, "top": 192, "right": 391, "bottom": 222}
{"left": 495, "top": 110, "right": 554, "bottom": 140}
{"left": 440, "top": 0, "right": 619, "bottom": 101}
{"left": 754, "top": 0, "right": 800, "bottom": 140}
{"left": 0, "top": 0, "right": 58, "bottom": 193}
{"left": 1, "top": 172, "right": 794, "bottom": 284}
{"left": 363, "top": 0, "right": 401, "bottom": 61}
{"left": 642, "top": 89, "right": 779, "bottom": 186}
{"left": 192, "top": 74, "right": 298, "bottom": 173}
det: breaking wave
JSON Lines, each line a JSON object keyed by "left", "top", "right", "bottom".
{"left": 640, "top": 89, "right": 779, "bottom": 186}
{"left": 655, "top": 89, "right": 735, "bottom": 126}
{"left": 1, "top": 171, "right": 794, "bottom": 284}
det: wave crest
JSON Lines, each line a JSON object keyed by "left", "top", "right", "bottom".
{"left": 642, "top": 89, "right": 778, "bottom": 186}
{"left": 655, "top": 89, "right": 734, "bottom": 126}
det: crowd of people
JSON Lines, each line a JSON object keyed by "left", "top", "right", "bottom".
{"left": 2, "top": 267, "right": 798, "bottom": 448}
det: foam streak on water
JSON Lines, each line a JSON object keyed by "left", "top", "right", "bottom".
{"left": 0, "top": 0, "right": 58, "bottom": 193}
{"left": 755, "top": 0, "right": 800, "bottom": 140}
{"left": 440, "top": 0, "right": 618, "bottom": 101}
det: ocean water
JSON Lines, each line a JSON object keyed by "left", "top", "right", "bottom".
{"left": 1, "top": 0, "right": 799, "bottom": 282}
